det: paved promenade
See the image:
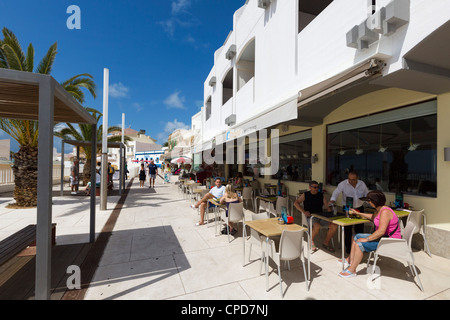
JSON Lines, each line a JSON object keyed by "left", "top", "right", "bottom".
{"left": 1, "top": 176, "right": 450, "bottom": 300}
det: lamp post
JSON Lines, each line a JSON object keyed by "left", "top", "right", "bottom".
{"left": 100, "top": 68, "right": 109, "bottom": 210}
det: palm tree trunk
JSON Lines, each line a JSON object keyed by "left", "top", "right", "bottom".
{"left": 83, "top": 159, "right": 91, "bottom": 185}
{"left": 12, "top": 146, "right": 38, "bottom": 207}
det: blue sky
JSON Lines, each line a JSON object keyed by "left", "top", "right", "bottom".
{"left": 0, "top": 0, "right": 244, "bottom": 152}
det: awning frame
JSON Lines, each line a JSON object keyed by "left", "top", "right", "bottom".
{"left": 0, "top": 69, "right": 98, "bottom": 300}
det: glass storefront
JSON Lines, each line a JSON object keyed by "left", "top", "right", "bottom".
{"left": 327, "top": 100, "right": 437, "bottom": 197}
{"left": 272, "top": 130, "right": 312, "bottom": 182}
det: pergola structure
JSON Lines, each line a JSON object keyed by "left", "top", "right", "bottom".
{"left": 60, "top": 139, "right": 126, "bottom": 197}
{"left": 0, "top": 68, "right": 98, "bottom": 300}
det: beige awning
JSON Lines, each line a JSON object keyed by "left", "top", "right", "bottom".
{"left": 287, "top": 58, "right": 385, "bottom": 127}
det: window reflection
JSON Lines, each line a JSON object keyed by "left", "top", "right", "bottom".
{"left": 272, "top": 136, "right": 312, "bottom": 182}
{"left": 327, "top": 112, "right": 437, "bottom": 197}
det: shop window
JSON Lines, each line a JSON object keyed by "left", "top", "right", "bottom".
{"left": 271, "top": 130, "right": 312, "bottom": 182}
{"left": 326, "top": 100, "right": 437, "bottom": 197}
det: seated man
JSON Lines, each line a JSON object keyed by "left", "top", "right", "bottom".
{"left": 84, "top": 171, "right": 101, "bottom": 195}
{"left": 294, "top": 180, "right": 337, "bottom": 252}
{"left": 191, "top": 178, "right": 226, "bottom": 226}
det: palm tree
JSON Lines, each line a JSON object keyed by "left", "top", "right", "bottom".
{"left": 54, "top": 107, "right": 131, "bottom": 185}
{"left": 0, "top": 27, "right": 97, "bottom": 206}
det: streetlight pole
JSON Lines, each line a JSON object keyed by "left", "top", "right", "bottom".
{"left": 100, "top": 68, "right": 109, "bottom": 210}
{"left": 121, "top": 113, "right": 125, "bottom": 194}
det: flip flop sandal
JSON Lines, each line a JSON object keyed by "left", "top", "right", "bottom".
{"left": 337, "top": 259, "right": 351, "bottom": 268}
{"left": 339, "top": 269, "right": 356, "bottom": 278}
{"left": 323, "top": 243, "right": 335, "bottom": 252}
{"left": 311, "top": 244, "right": 319, "bottom": 253}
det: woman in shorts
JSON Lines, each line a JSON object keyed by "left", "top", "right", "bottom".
{"left": 338, "top": 190, "right": 401, "bottom": 278}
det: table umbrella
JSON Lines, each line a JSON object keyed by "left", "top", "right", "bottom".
{"left": 171, "top": 157, "right": 192, "bottom": 164}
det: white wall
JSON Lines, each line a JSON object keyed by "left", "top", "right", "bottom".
{"left": 199, "top": 0, "right": 450, "bottom": 146}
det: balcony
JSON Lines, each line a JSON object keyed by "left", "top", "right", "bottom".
{"left": 235, "top": 77, "right": 255, "bottom": 121}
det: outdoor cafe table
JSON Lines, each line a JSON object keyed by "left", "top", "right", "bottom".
{"left": 193, "top": 188, "right": 208, "bottom": 203}
{"left": 311, "top": 213, "right": 371, "bottom": 271}
{"left": 312, "top": 209, "right": 412, "bottom": 271}
{"left": 244, "top": 218, "right": 311, "bottom": 291}
{"left": 264, "top": 185, "right": 277, "bottom": 195}
{"left": 256, "top": 195, "right": 278, "bottom": 216}
{"left": 183, "top": 180, "right": 196, "bottom": 197}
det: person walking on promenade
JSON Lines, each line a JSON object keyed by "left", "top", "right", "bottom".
{"left": 148, "top": 160, "right": 158, "bottom": 188}
{"left": 139, "top": 164, "right": 146, "bottom": 188}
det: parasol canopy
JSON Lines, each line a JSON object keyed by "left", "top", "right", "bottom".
{"left": 171, "top": 157, "right": 192, "bottom": 164}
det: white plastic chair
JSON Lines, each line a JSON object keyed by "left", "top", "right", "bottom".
{"left": 193, "top": 185, "right": 207, "bottom": 201}
{"left": 247, "top": 213, "right": 268, "bottom": 267}
{"left": 366, "top": 218, "right": 424, "bottom": 291}
{"left": 187, "top": 183, "right": 200, "bottom": 203}
{"left": 194, "top": 187, "right": 208, "bottom": 215}
{"left": 264, "top": 229, "right": 309, "bottom": 297}
{"left": 224, "top": 202, "right": 247, "bottom": 243}
{"left": 205, "top": 198, "right": 221, "bottom": 228}
{"left": 275, "top": 196, "right": 289, "bottom": 217}
{"left": 242, "top": 187, "right": 254, "bottom": 211}
{"left": 300, "top": 210, "right": 335, "bottom": 252}
{"left": 406, "top": 209, "right": 431, "bottom": 257}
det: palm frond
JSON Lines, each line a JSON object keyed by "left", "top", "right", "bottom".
{"left": 1, "top": 42, "right": 25, "bottom": 71}
{"left": 0, "top": 39, "right": 8, "bottom": 68}
{"left": 1, "top": 27, "right": 26, "bottom": 71}
{"left": 25, "top": 43, "right": 34, "bottom": 72}
{"left": 64, "top": 85, "right": 85, "bottom": 104}
{"left": 35, "top": 41, "right": 57, "bottom": 74}
{"left": 0, "top": 119, "right": 38, "bottom": 147}
{"left": 61, "top": 74, "right": 97, "bottom": 103}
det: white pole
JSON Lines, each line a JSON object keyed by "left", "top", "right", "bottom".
{"left": 100, "top": 68, "right": 109, "bottom": 210}
{"left": 121, "top": 113, "right": 125, "bottom": 194}
{"left": 122, "top": 113, "right": 125, "bottom": 144}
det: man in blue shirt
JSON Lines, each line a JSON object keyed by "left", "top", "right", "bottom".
{"left": 191, "top": 178, "right": 225, "bottom": 226}
{"left": 148, "top": 160, "right": 158, "bottom": 188}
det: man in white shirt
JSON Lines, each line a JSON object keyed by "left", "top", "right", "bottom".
{"left": 192, "top": 178, "right": 226, "bottom": 226}
{"left": 330, "top": 171, "right": 369, "bottom": 254}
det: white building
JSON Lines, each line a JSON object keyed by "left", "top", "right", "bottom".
{"left": 166, "top": 128, "right": 194, "bottom": 163}
{"left": 193, "top": 0, "right": 450, "bottom": 257}
{"left": 110, "top": 128, "right": 159, "bottom": 169}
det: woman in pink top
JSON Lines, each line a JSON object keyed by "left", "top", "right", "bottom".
{"left": 338, "top": 190, "right": 401, "bottom": 278}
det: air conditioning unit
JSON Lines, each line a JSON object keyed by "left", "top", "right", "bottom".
{"left": 225, "top": 114, "right": 236, "bottom": 126}
{"left": 225, "top": 45, "right": 236, "bottom": 60}
{"left": 209, "top": 76, "right": 216, "bottom": 87}
{"left": 258, "top": 0, "right": 271, "bottom": 9}
{"left": 357, "top": 20, "right": 379, "bottom": 50}
{"left": 383, "top": 0, "right": 410, "bottom": 36}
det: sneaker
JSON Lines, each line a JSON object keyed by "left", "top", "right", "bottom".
{"left": 221, "top": 227, "right": 229, "bottom": 234}
{"left": 230, "top": 228, "right": 238, "bottom": 236}
{"left": 190, "top": 204, "right": 197, "bottom": 210}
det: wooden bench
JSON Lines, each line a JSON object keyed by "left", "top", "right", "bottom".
{"left": 0, "top": 224, "right": 56, "bottom": 267}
